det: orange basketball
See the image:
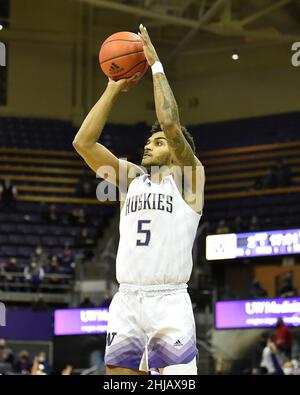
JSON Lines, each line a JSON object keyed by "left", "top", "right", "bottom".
{"left": 99, "top": 31, "right": 148, "bottom": 81}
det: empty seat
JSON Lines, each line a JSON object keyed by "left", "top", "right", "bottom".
{"left": 41, "top": 236, "right": 58, "bottom": 246}
{"left": 25, "top": 235, "right": 41, "bottom": 245}
{"left": 0, "top": 234, "right": 9, "bottom": 244}
{"left": 8, "top": 235, "right": 25, "bottom": 245}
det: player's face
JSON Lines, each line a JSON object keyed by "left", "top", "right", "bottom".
{"left": 141, "top": 131, "right": 172, "bottom": 168}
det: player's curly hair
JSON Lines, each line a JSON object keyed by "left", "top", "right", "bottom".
{"left": 150, "top": 120, "right": 196, "bottom": 153}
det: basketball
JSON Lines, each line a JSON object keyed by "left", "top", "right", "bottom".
{"left": 99, "top": 31, "right": 148, "bottom": 81}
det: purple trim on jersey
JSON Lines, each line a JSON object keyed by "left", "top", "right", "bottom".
{"left": 105, "top": 337, "right": 145, "bottom": 370}
{"left": 148, "top": 337, "right": 198, "bottom": 368}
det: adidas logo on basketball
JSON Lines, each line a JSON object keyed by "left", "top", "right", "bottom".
{"left": 174, "top": 340, "right": 183, "bottom": 347}
{"left": 109, "top": 62, "right": 124, "bottom": 74}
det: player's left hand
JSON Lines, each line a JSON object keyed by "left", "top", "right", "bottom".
{"left": 138, "top": 24, "right": 160, "bottom": 66}
{"left": 108, "top": 72, "right": 141, "bottom": 92}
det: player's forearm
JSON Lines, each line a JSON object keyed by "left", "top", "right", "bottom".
{"left": 153, "top": 72, "right": 180, "bottom": 130}
{"left": 73, "top": 85, "right": 120, "bottom": 151}
{"left": 153, "top": 73, "right": 195, "bottom": 166}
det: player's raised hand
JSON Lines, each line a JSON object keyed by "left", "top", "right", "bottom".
{"left": 138, "top": 24, "right": 160, "bottom": 66}
{"left": 107, "top": 72, "right": 141, "bottom": 92}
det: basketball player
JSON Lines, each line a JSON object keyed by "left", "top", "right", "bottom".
{"left": 73, "top": 24, "right": 205, "bottom": 375}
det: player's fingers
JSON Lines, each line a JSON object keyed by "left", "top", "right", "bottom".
{"left": 138, "top": 32, "right": 145, "bottom": 44}
{"left": 129, "top": 72, "right": 141, "bottom": 82}
{"left": 142, "top": 25, "right": 150, "bottom": 40}
{"left": 139, "top": 24, "right": 149, "bottom": 41}
{"left": 139, "top": 24, "right": 145, "bottom": 36}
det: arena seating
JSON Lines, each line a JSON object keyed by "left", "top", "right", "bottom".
{"left": 1, "top": 115, "right": 300, "bottom": 296}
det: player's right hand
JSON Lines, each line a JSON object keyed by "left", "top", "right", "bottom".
{"left": 108, "top": 72, "right": 141, "bottom": 92}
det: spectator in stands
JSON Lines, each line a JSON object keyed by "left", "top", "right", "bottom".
{"left": 24, "top": 260, "right": 45, "bottom": 291}
{"left": 77, "top": 171, "right": 95, "bottom": 198}
{"left": 291, "top": 356, "right": 300, "bottom": 375}
{"left": 0, "top": 259, "right": 5, "bottom": 286}
{"left": 100, "top": 289, "right": 113, "bottom": 308}
{"left": 253, "top": 166, "right": 276, "bottom": 190}
{"left": 0, "top": 178, "right": 18, "bottom": 210}
{"left": 249, "top": 215, "right": 259, "bottom": 231}
{"left": 80, "top": 294, "right": 96, "bottom": 308}
{"left": 44, "top": 204, "right": 58, "bottom": 224}
{"left": 215, "top": 352, "right": 225, "bottom": 375}
{"left": 61, "top": 365, "right": 73, "bottom": 375}
{"left": 4, "top": 257, "right": 23, "bottom": 291}
{"left": 261, "top": 167, "right": 278, "bottom": 189}
{"left": 30, "top": 244, "right": 48, "bottom": 268}
{"left": 31, "top": 351, "right": 53, "bottom": 375}
{"left": 45, "top": 255, "right": 64, "bottom": 291}
{"left": 249, "top": 280, "right": 268, "bottom": 299}
{"left": 78, "top": 227, "right": 94, "bottom": 247}
{"left": 234, "top": 216, "right": 243, "bottom": 233}
{"left": 69, "top": 207, "right": 87, "bottom": 225}
{"left": 282, "top": 359, "right": 294, "bottom": 375}
{"left": 278, "top": 272, "right": 298, "bottom": 298}
{"left": 216, "top": 219, "right": 230, "bottom": 234}
{"left": 77, "top": 208, "right": 87, "bottom": 224}
{"left": 260, "top": 337, "right": 284, "bottom": 375}
{"left": 264, "top": 216, "right": 272, "bottom": 229}
{"left": 274, "top": 318, "right": 293, "bottom": 359}
{"left": 58, "top": 245, "right": 75, "bottom": 274}
{"left": 14, "top": 350, "right": 32, "bottom": 375}
{"left": 219, "top": 285, "right": 236, "bottom": 300}
{"left": 77, "top": 227, "right": 94, "bottom": 261}
{"left": 0, "top": 339, "right": 14, "bottom": 365}
{"left": 275, "top": 160, "right": 292, "bottom": 188}
{"left": 255, "top": 161, "right": 292, "bottom": 190}
{"left": 31, "top": 295, "right": 50, "bottom": 312}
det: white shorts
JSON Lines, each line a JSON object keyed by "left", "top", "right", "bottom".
{"left": 104, "top": 284, "right": 198, "bottom": 372}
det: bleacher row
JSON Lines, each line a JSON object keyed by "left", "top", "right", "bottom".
{"left": 0, "top": 202, "right": 115, "bottom": 263}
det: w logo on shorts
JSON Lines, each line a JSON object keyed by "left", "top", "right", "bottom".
{"left": 106, "top": 332, "right": 117, "bottom": 346}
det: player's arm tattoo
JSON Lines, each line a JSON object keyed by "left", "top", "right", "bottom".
{"left": 153, "top": 73, "right": 196, "bottom": 167}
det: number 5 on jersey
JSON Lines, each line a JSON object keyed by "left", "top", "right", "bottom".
{"left": 137, "top": 220, "right": 151, "bottom": 246}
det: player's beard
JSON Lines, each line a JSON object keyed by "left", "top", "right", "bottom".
{"left": 141, "top": 152, "right": 171, "bottom": 172}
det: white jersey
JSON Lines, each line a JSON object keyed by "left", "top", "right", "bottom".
{"left": 116, "top": 174, "right": 201, "bottom": 285}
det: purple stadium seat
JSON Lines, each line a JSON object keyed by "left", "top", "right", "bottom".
{"left": 0, "top": 235, "right": 9, "bottom": 244}
{"left": 41, "top": 236, "right": 58, "bottom": 246}
{"left": 25, "top": 235, "right": 41, "bottom": 245}
{"left": 17, "top": 247, "right": 34, "bottom": 257}
{"left": 8, "top": 235, "right": 25, "bottom": 245}
{"left": 59, "top": 237, "right": 74, "bottom": 247}
{"left": 34, "top": 225, "right": 47, "bottom": 235}
{"left": 1, "top": 246, "right": 17, "bottom": 257}
{"left": 0, "top": 224, "right": 16, "bottom": 233}
{"left": 16, "top": 224, "right": 31, "bottom": 234}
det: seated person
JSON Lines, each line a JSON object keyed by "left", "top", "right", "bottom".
{"left": 0, "top": 178, "right": 18, "bottom": 209}
{"left": 249, "top": 280, "right": 268, "bottom": 299}
{"left": 275, "top": 160, "right": 292, "bottom": 188}
{"left": 43, "top": 204, "right": 58, "bottom": 223}
{"left": 58, "top": 245, "right": 75, "bottom": 274}
{"left": 278, "top": 273, "right": 298, "bottom": 298}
